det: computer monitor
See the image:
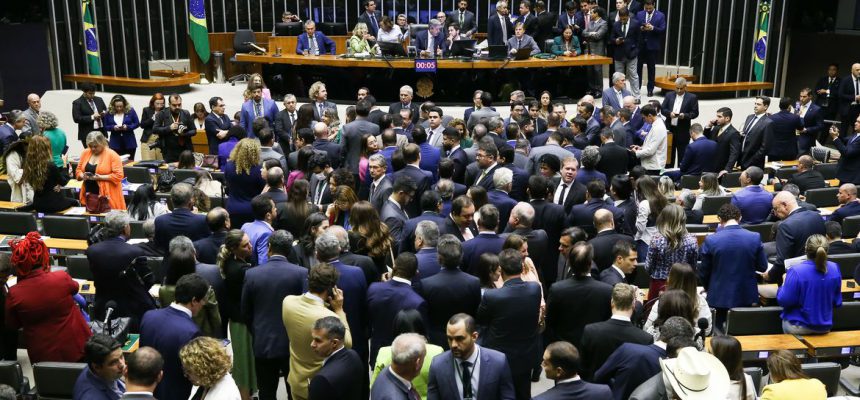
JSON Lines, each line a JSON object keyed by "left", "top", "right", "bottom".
{"left": 274, "top": 22, "right": 302, "bottom": 36}
{"left": 513, "top": 48, "right": 533, "bottom": 60}
{"left": 378, "top": 41, "right": 407, "bottom": 57}
{"left": 449, "top": 39, "right": 476, "bottom": 57}
{"left": 487, "top": 45, "right": 507, "bottom": 60}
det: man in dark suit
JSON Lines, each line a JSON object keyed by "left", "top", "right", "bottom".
{"left": 703, "top": 107, "right": 741, "bottom": 175}
{"left": 296, "top": 20, "right": 336, "bottom": 55}
{"left": 412, "top": 221, "right": 443, "bottom": 283}
{"left": 357, "top": 0, "right": 381, "bottom": 38}
{"left": 469, "top": 140, "right": 502, "bottom": 191}
{"left": 838, "top": 64, "right": 860, "bottom": 138}
{"left": 310, "top": 81, "right": 338, "bottom": 122}
{"left": 829, "top": 183, "right": 860, "bottom": 224}
{"left": 442, "top": 195, "right": 477, "bottom": 242}
{"left": 504, "top": 202, "right": 552, "bottom": 279}
{"left": 580, "top": 284, "right": 653, "bottom": 380}
{"left": 442, "top": 127, "right": 469, "bottom": 184}
{"left": 414, "top": 19, "right": 444, "bottom": 58}
{"left": 448, "top": 0, "right": 477, "bottom": 36}
{"left": 768, "top": 97, "right": 805, "bottom": 161}
{"left": 546, "top": 242, "right": 613, "bottom": 348}
{"left": 594, "top": 316, "right": 694, "bottom": 400}
{"left": 567, "top": 181, "right": 623, "bottom": 236}
{"left": 70, "top": 82, "right": 107, "bottom": 146}
{"left": 327, "top": 225, "right": 379, "bottom": 286}
{"left": 366, "top": 252, "right": 428, "bottom": 367}
{"left": 533, "top": 1, "right": 557, "bottom": 50}
{"left": 498, "top": 144, "right": 530, "bottom": 201}
{"left": 833, "top": 114, "right": 860, "bottom": 184}
{"left": 596, "top": 127, "right": 629, "bottom": 185}
{"left": 154, "top": 183, "right": 210, "bottom": 253}
{"left": 372, "top": 333, "right": 428, "bottom": 399}
{"left": 461, "top": 205, "right": 506, "bottom": 275}
{"left": 388, "top": 85, "right": 421, "bottom": 124}
{"left": 427, "top": 313, "right": 516, "bottom": 400}
{"left": 514, "top": 0, "right": 538, "bottom": 37}
{"left": 797, "top": 88, "right": 826, "bottom": 155}
{"left": 153, "top": 94, "right": 195, "bottom": 163}
{"left": 661, "top": 77, "right": 699, "bottom": 164}
{"left": 204, "top": 96, "right": 233, "bottom": 156}
{"left": 635, "top": 0, "right": 666, "bottom": 96}
{"left": 140, "top": 274, "right": 206, "bottom": 399}
{"left": 340, "top": 99, "right": 379, "bottom": 172}
{"left": 598, "top": 240, "right": 638, "bottom": 286}
{"left": 308, "top": 317, "right": 364, "bottom": 400}
{"left": 393, "top": 144, "right": 433, "bottom": 217}
{"left": 528, "top": 176, "right": 568, "bottom": 284}
{"left": 551, "top": 156, "right": 588, "bottom": 214}
{"left": 610, "top": 10, "right": 642, "bottom": 100}
{"left": 399, "top": 191, "right": 445, "bottom": 254}
{"left": 273, "top": 94, "right": 298, "bottom": 152}
{"left": 536, "top": 341, "right": 612, "bottom": 399}
{"left": 588, "top": 209, "right": 634, "bottom": 273}
{"left": 487, "top": 0, "right": 515, "bottom": 46}
{"left": 477, "top": 248, "right": 542, "bottom": 400}
{"left": 366, "top": 154, "right": 393, "bottom": 212}
{"left": 786, "top": 155, "right": 825, "bottom": 193}
{"left": 766, "top": 191, "right": 827, "bottom": 286}
{"left": 487, "top": 168, "right": 519, "bottom": 232}
{"left": 676, "top": 123, "right": 718, "bottom": 177}
{"left": 120, "top": 347, "right": 162, "bottom": 400}
{"left": 738, "top": 96, "right": 774, "bottom": 169}
{"left": 815, "top": 63, "right": 841, "bottom": 121}
{"left": 826, "top": 221, "right": 855, "bottom": 255}
{"left": 698, "top": 203, "right": 767, "bottom": 333}
{"left": 73, "top": 334, "right": 126, "bottom": 400}
{"left": 242, "top": 230, "right": 307, "bottom": 400}
{"left": 311, "top": 121, "right": 342, "bottom": 169}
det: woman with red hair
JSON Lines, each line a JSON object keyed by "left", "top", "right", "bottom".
{"left": 4, "top": 232, "right": 91, "bottom": 363}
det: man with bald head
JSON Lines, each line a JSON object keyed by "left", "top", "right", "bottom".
{"left": 312, "top": 121, "right": 342, "bottom": 168}
{"left": 829, "top": 183, "right": 860, "bottom": 224}
{"left": 838, "top": 63, "right": 860, "bottom": 137}
{"left": 730, "top": 166, "right": 773, "bottom": 224}
{"left": 588, "top": 208, "right": 634, "bottom": 272}
{"left": 766, "top": 191, "right": 826, "bottom": 285}
{"left": 623, "top": 95, "right": 644, "bottom": 133}
{"left": 785, "top": 155, "right": 825, "bottom": 193}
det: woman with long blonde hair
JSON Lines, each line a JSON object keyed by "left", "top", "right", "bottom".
{"left": 644, "top": 204, "right": 698, "bottom": 301}
{"left": 348, "top": 22, "right": 377, "bottom": 54}
{"left": 22, "top": 136, "right": 77, "bottom": 213}
{"left": 224, "top": 138, "right": 265, "bottom": 227}
{"left": 348, "top": 201, "right": 394, "bottom": 272}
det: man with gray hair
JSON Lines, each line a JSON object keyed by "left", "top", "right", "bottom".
{"left": 416, "top": 18, "right": 444, "bottom": 58}
{"left": 154, "top": 182, "right": 210, "bottom": 253}
{"left": 414, "top": 220, "right": 442, "bottom": 280}
{"left": 371, "top": 333, "right": 427, "bottom": 398}
{"left": 594, "top": 316, "right": 694, "bottom": 400}
{"left": 603, "top": 72, "right": 632, "bottom": 112}
{"left": 488, "top": 167, "right": 518, "bottom": 231}
{"left": 661, "top": 76, "right": 700, "bottom": 164}
{"left": 326, "top": 225, "right": 378, "bottom": 285}
{"left": 488, "top": 0, "right": 514, "bottom": 46}
{"left": 367, "top": 153, "right": 393, "bottom": 212}
{"left": 87, "top": 211, "right": 156, "bottom": 330}
{"left": 389, "top": 85, "right": 420, "bottom": 124}
{"left": 509, "top": 90, "right": 525, "bottom": 104}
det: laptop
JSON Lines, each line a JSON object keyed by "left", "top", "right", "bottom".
{"left": 487, "top": 45, "right": 507, "bottom": 60}
{"left": 378, "top": 41, "right": 407, "bottom": 57}
{"left": 512, "top": 48, "right": 533, "bottom": 60}
{"left": 449, "top": 39, "right": 477, "bottom": 58}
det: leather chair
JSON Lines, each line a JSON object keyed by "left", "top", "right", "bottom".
{"left": 832, "top": 302, "right": 860, "bottom": 331}
{"left": 129, "top": 220, "right": 146, "bottom": 239}
{"left": 726, "top": 306, "right": 783, "bottom": 336}
{"left": 33, "top": 362, "right": 87, "bottom": 400}
{"left": 801, "top": 362, "right": 840, "bottom": 397}
{"left": 744, "top": 367, "right": 762, "bottom": 397}
{"left": 685, "top": 224, "right": 709, "bottom": 233}
{"left": 65, "top": 255, "right": 93, "bottom": 280}
{"left": 813, "top": 162, "right": 837, "bottom": 180}
{"left": 543, "top": 39, "right": 554, "bottom": 53}
{"left": 700, "top": 195, "right": 732, "bottom": 215}
{"left": 721, "top": 171, "right": 741, "bottom": 187}
{"left": 42, "top": 215, "right": 90, "bottom": 240}
{"left": 679, "top": 175, "right": 700, "bottom": 190}
{"left": 0, "top": 212, "right": 38, "bottom": 235}
{"left": 147, "top": 257, "right": 165, "bottom": 284}
{"left": 317, "top": 22, "right": 347, "bottom": 36}
{"left": 155, "top": 193, "right": 173, "bottom": 209}
{"left": 124, "top": 166, "right": 153, "bottom": 184}
{"left": 172, "top": 169, "right": 198, "bottom": 184}
{"left": 0, "top": 181, "right": 10, "bottom": 202}
{"left": 804, "top": 187, "right": 839, "bottom": 208}
{"left": 743, "top": 222, "right": 775, "bottom": 242}
{"left": 827, "top": 253, "right": 860, "bottom": 279}
{"left": 229, "top": 29, "right": 257, "bottom": 84}
{"left": 632, "top": 263, "right": 650, "bottom": 289}
{"left": 0, "top": 361, "right": 30, "bottom": 395}
{"left": 843, "top": 215, "right": 860, "bottom": 239}
{"left": 209, "top": 195, "right": 224, "bottom": 209}
{"left": 773, "top": 167, "right": 797, "bottom": 181}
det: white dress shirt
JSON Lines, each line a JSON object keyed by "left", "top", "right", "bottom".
{"left": 671, "top": 93, "right": 684, "bottom": 126}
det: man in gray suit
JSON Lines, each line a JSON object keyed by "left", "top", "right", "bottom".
{"left": 425, "top": 106, "right": 446, "bottom": 149}
{"left": 370, "top": 333, "right": 427, "bottom": 399}
{"left": 22, "top": 93, "right": 41, "bottom": 136}
{"left": 368, "top": 154, "right": 393, "bottom": 210}
{"left": 467, "top": 92, "right": 502, "bottom": 131}
{"left": 341, "top": 99, "right": 380, "bottom": 171}
{"left": 602, "top": 105, "right": 628, "bottom": 146}
{"left": 120, "top": 346, "right": 163, "bottom": 399}
{"left": 581, "top": 7, "right": 609, "bottom": 96}
{"left": 258, "top": 128, "right": 287, "bottom": 170}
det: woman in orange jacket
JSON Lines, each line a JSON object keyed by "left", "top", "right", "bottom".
{"left": 75, "top": 131, "right": 126, "bottom": 210}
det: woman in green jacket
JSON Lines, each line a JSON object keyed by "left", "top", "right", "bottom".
{"left": 551, "top": 25, "right": 581, "bottom": 56}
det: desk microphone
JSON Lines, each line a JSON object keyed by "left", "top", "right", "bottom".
{"left": 104, "top": 300, "right": 118, "bottom": 336}
{"left": 243, "top": 42, "right": 268, "bottom": 54}
{"left": 695, "top": 317, "right": 709, "bottom": 343}
{"left": 149, "top": 53, "right": 179, "bottom": 77}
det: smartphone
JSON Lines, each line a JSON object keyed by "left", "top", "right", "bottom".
{"left": 81, "top": 284, "right": 91, "bottom": 291}
{"left": 327, "top": 287, "right": 335, "bottom": 299}
{"left": 848, "top": 281, "right": 856, "bottom": 289}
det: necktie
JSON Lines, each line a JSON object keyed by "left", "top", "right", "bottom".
{"left": 800, "top": 104, "right": 807, "bottom": 118}
{"left": 517, "top": 39, "right": 522, "bottom": 49}
{"left": 855, "top": 78, "right": 859, "bottom": 98}
{"left": 462, "top": 227, "right": 474, "bottom": 240}
{"left": 461, "top": 361, "right": 473, "bottom": 398}
{"left": 289, "top": 112, "right": 295, "bottom": 125}
{"left": 460, "top": 12, "right": 465, "bottom": 26}
{"left": 477, "top": 169, "right": 488, "bottom": 185}
{"left": 409, "top": 386, "right": 421, "bottom": 400}
{"left": 558, "top": 183, "right": 568, "bottom": 205}
{"left": 89, "top": 99, "right": 101, "bottom": 128}
{"left": 318, "top": 103, "right": 325, "bottom": 119}
{"left": 569, "top": 16, "right": 574, "bottom": 26}
{"left": 370, "top": 13, "right": 378, "bottom": 32}
{"left": 310, "top": 36, "right": 318, "bottom": 54}
{"left": 370, "top": 182, "right": 377, "bottom": 199}
{"left": 717, "top": 125, "right": 725, "bottom": 138}
{"left": 428, "top": 33, "right": 434, "bottom": 53}
{"left": 585, "top": 14, "right": 590, "bottom": 29}
{"left": 501, "top": 16, "right": 508, "bottom": 39}
{"left": 647, "top": 12, "right": 652, "bottom": 24}
{"left": 255, "top": 102, "right": 262, "bottom": 118}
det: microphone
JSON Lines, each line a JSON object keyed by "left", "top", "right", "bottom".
{"left": 149, "top": 51, "right": 179, "bottom": 78}
{"left": 104, "top": 300, "right": 118, "bottom": 336}
{"left": 695, "top": 317, "right": 709, "bottom": 343}
{"left": 243, "top": 41, "right": 268, "bottom": 54}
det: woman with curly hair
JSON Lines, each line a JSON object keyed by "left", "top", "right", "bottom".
{"left": 348, "top": 201, "right": 394, "bottom": 272}
{"left": 23, "top": 136, "right": 77, "bottom": 213}
{"left": 447, "top": 118, "right": 471, "bottom": 148}
{"left": 294, "top": 212, "right": 329, "bottom": 269}
{"left": 5, "top": 232, "right": 91, "bottom": 363}
{"left": 224, "top": 138, "right": 265, "bottom": 227}
{"left": 181, "top": 336, "right": 241, "bottom": 399}
{"left": 216, "top": 229, "right": 256, "bottom": 398}
{"left": 37, "top": 111, "right": 67, "bottom": 168}
{"left": 103, "top": 94, "right": 140, "bottom": 158}
{"left": 327, "top": 185, "right": 358, "bottom": 230}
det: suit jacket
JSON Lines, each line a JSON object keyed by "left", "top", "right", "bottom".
{"left": 580, "top": 318, "right": 654, "bottom": 380}
{"left": 798, "top": 102, "right": 826, "bottom": 140}
{"left": 546, "top": 276, "right": 613, "bottom": 347}
{"left": 381, "top": 198, "right": 410, "bottom": 243}
{"left": 446, "top": 147, "right": 469, "bottom": 184}
{"left": 357, "top": 10, "right": 381, "bottom": 37}
{"left": 582, "top": 18, "right": 608, "bottom": 55}
{"left": 367, "top": 279, "right": 428, "bottom": 363}
{"left": 388, "top": 102, "right": 421, "bottom": 124}
{"left": 154, "top": 208, "right": 210, "bottom": 253}
{"left": 730, "top": 186, "right": 774, "bottom": 225}
{"left": 419, "top": 142, "right": 442, "bottom": 180}
{"left": 195, "top": 262, "right": 229, "bottom": 338}
{"left": 193, "top": 231, "right": 227, "bottom": 265}
{"left": 526, "top": 144, "right": 578, "bottom": 176}
{"left": 602, "top": 87, "right": 631, "bottom": 112}
{"left": 533, "top": 380, "right": 613, "bottom": 400}
{"left": 597, "top": 141, "right": 630, "bottom": 179}
{"left": 594, "top": 343, "right": 666, "bottom": 400}
{"left": 704, "top": 124, "right": 741, "bottom": 172}
{"left": 506, "top": 34, "right": 541, "bottom": 55}
{"left": 462, "top": 233, "right": 506, "bottom": 275}
{"left": 296, "top": 31, "right": 336, "bottom": 55}
{"left": 487, "top": 13, "right": 515, "bottom": 46}
{"left": 393, "top": 165, "right": 433, "bottom": 217}
{"left": 312, "top": 139, "right": 342, "bottom": 169}
{"left": 103, "top": 109, "right": 140, "bottom": 151}
{"left": 567, "top": 199, "right": 623, "bottom": 237}
{"left": 588, "top": 230, "right": 634, "bottom": 272}
{"left": 331, "top": 260, "right": 368, "bottom": 361}
{"left": 516, "top": 13, "right": 539, "bottom": 36}
{"left": 698, "top": 225, "right": 767, "bottom": 309}
{"left": 829, "top": 200, "right": 860, "bottom": 224}
{"left": 86, "top": 238, "right": 155, "bottom": 326}
{"left": 679, "top": 136, "right": 718, "bottom": 175}
{"left": 71, "top": 95, "right": 107, "bottom": 141}
{"left": 815, "top": 75, "right": 841, "bottom": 109}
{"left": 738, "top": 114, "right": 773, "bottom": 169}
{"left": 834, "top": 134, "right": 860, "bottom": 184}
{"left": 466, "top": 108, "right": 502, "bottom": 131}
{"left": 242, "top": 255, "right": 307, "bottom": 358}
{"left": 635, "top": 10, "right": 666, "bottom": 51}
{"left": 240, "top": 98, "right": 279, "bottom": 138}
{"left": 427, "top": 347, "right": 516, "bottom": 400}
{"left": 414, "top": 29, "right": 445, "bottom": 55}
{"left": 661, "top": 92, "right": 699, "bottom": 140}
{"left": 399, "top": 212, "right": 446, "bottom": 254}
{"left": 769, "top": 208, "right": 826, "bottom": 285}
{"left": 477, "top": 278, "right": 542, "bottom": 375}
{"left": 241, "top": 220, "right": 274, "bottom": 266}
{"left": 153, "top": 109, "right": 195, "bottom": 162}
{"left": 838, "top": 74, "right": 860, "bottom": 116}
{"left": 419, "top": 268, "right": 481, "bottom": 347}
{"left": 530, "top": 199, "right": 567, "bottom": 280}
{"left": 73, "top": 367, "right": 126, "bottom": 400}
{"left": 767, "top": 110, "right": 804, "bottom": 160}
{"left": 312, "top": 101, "right": 339, "bottom": 122}
{"left": 369, "top": 176, "right": 394, "bottom": 212}
{"left": 487, "top": 190, "right": 518, "bottom": 232}
{"left": 273, "top": 109, "right": 296, "bottom": 150}
{"left": 371, "top": 367, "right": 414, "bottom": 400}
{"left": 787, "top": 169, "right": 826, "bottom": 194}
{"left": 448, "top": 9, "right": 477, "bottom": 35}
{"left": 309, "top": 348, "right": 365, "bottom": 400}
{"left": 341, "top": 118, "right": 380, "bottom": 170}
{"left": 599, "top": 267, "right": 627, "bottom": 286}
{"left": 204, "top": 112, "right": 233, "bottom": 155}
{"left": 610, "top": 18, "right": 642, "bottom": 61}
{"left": 533, "top": 11, "right": 557, "bottom": 49}
{"left": 140, "top": 307, "right": 200, "bottom": 400}
{"left": 413, "top": 247, "right": 443, "bottom": 283}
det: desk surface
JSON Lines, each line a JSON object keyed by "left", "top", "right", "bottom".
{"left": 236, "top": 52, "right": 612, "bottom": 68}
{"left": 801, "top": 330, "right": 860, "bottom": 348}
{"left": 0, "top": 235, "right": 88, "bottom": 251}
{"left": 0, "top": 201, "right": 24, "bottom": 210}
{"left": 706, "top": 334, "right": 807, "bottom": 352}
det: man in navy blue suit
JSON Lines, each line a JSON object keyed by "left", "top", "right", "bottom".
{"left": 636, "top": 0, "right": 665, "bottom": 96}
{"left": 140, "top": 274, "right": 207, "bottom": 400}
{"left": 610, "top": 8, "right": 642, "bottom": 100}
{"left": 675, "top": 123, "right": 717, "bottom": 177}
{"left": 154, "top": 183, "right": 210, "bottom": 253}
{"left": 488, "top": 1, "right": 515, "bottom": 46}
{"left": 381, "top": 175, "right": 416, "bottom": 244}
{"left": 414, "top": 126, "right": 441, "bottom": 181}
{"left": 393, "top": 143, "right": 434, "bottom": 217}
{"left": 661, "top": 77, "right": 699, "bottom": 165}
{"left": 442, "top": 127, "right": 469, "bottom": 184}
{"left": 699, "top": 204, "right": 767, "bottom": 333}
{"left": 399, "top": 191, "right": 446, "bottom": 254}
{"left": 240, "top": 85, "right": 278, "bottom": 138}
{"left": 838, "top": 64, "right": 860, "bottom": 137}
{"left": 829, "top": 183, "right": 860, "bottom": 224}
{"left": 461, "top": 205, "right": 506, "bottom": 275}
{"left": 357, "top": 0, "right": 381, "bottom": 39}
{"left": 590, "top": 210, "right": 635, "bottom": 274}
{"left": 566, "top": 180, "right": 623, "bottom": 237}
{"left": 477, "top": 248, "right": 542, "bottom": 400}
{"left": 415, "top": 19, "right": 445, "bottom": 58}
{"left": 442, "top": 195, "right": 477, "bottom": 242}
{"left": 797, "top": 88, "right": 826, "bottom": 155}
{"left": 295, "top": 20, "right": 336, "bottom": 55}
{"left": 412, "top": 221, "right": 443, "bottom": 282}
{"left": 487, "top": 168, "right": 519, "bottom": 232}
{"left": 367, "top": 253, "right": 428, "bottom": 364}
{"left": 73, "top": 334, "right": 126, "bottom": 400}
{"left": 766, "top": 191, "right": 827, "bottom": 286}
{"left": 372, "top": 333, "right": 428, "bottom": 399}
{"left": 194, "top": 208, "right": 230, "bottom": 265}
{"left": 241, "top": 230, "right": 307, "bottom": 400}
{"left": 535, "top": 341, "right": 612, "bottom": 399}
{"left": 832, "top": 115, "right": 860, "bottom": 184}
{"left": 768, "top": 97, "right": 804, "bottom": 162}
{"left": 312, "top": 121, "right": 342, "bottom": 169}
{"left": 730, "top": 167, "right": 774, "bottom": 225}
{"left": 308, "top": 316, "right": 364, "bottom": 400}
{"left": 428, "top": 313, "right": 516, "bottom": 400}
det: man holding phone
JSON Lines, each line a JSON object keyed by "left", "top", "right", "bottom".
{"left": 71, "top": 82, "right": 107, "bottom": 147}
{"left": 153, "top": 93, "right": 194, "bottom": 163}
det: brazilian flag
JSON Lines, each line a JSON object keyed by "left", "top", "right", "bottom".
{"left": 82, "top": 0, "right": 101, "bottom": 75}
{"left": 753, "top": 1, "right": 770, "bottom": 82}
{"left": 189, "top": 0, "right": 211, "bottom": 64}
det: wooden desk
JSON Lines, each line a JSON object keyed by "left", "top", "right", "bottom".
{"left": 0, "top": 201, "right": 24, "bottom": 210}
{"left": 766, "top": 160, "right": 800, "bottom": 168}
{"left": 123, "top": 333, "right": 140, "bottom": 353}
{"left": 0, "top": 235, "right": 87, "bottom": 252}
{"left": 63, "top": 70, "right": 199, "bottom": 89}
{"left": 706, "top": 334, "right": 807, "bottom": 361}
{"left": 762, "top": 280, "right": 860, "bottom": 301}
{"left": 800, "top": 330, "right": 860, "bottom": 357}
{"left": 236, "top": 52, "right": 613, "bottom": 68}
{"left": 654, "top": 75, "right": 774, "bottom": 93}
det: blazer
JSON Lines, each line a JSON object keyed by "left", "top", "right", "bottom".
{"left": 635, "top": 10, "right": 666, "bottom": 51}
{"left": 331, "top": 260, "right": 368, "bottom": 360}
{"left": 224, "top": 162, "right": 266, "bottom": 218}
{"left": 30, "top": 162, "right": 76, "bottom": 213}
{"left": 414, "top": 247, "right": 442, "bottom": 282}
{"left": 414, "top": 30, "right": 445, "bottom": 54}
{"left": 154, "top": 207, "right": 210, "bottom": 252}
{"left": 71, "top": 94, "right": 107, "bottom": 141}
{"left": 567, "top": 199, "right": 623, "bottom": 237}
{"left": 546, "top": 275, "right": 613, "bottom": 347}
{"left": 369, "top": 176, "right": 394, "bottom": 212}
{"left": 798, "top": 102, "right": 826, "bottom": 140}
{"left": 506, "top": 34, "right": 541, "bottom": 55}
{"left": 308, "top": 348, "right": 365, "bottom": 400}
{"left": 815, "top": 75, "right": 841, "bottom": 108}
{"left": 487, "top": 190, "right": 518, "bottom": 232}
{"left": 241, "top": 220, "right": 274, "bottom": 266}
{"left": 661, "top": 91, "right": 700, "bottom": 139}
{"left": 704, "top": 124, "right": 741, "bottom": 172}
{"left": 580, "top": 318, "right": 654, "bottom": 381}
{"left": 74, "top": 147, "right": 126, "bottom": 210}
{"left": 139, "top": 106, "right": 158, "bottom": 143}
{"left": 371, "top": 367, "right": 414, "bottom": 400}
{"left": 74, "top": 367, "right": 126, "bottom": 400}
{"left": 597, "top": 141, "right": 630, "bottom": 179}
{"left": 205, "top": 112, "right": 233, "bottom": 155}
{"left": 730, "top": 185, "right": 774, "bottom": 225}
{"left": 399, "top": 212, "right": 446, "bottom": 254}
{"left": 533, "top": 380, "right": 613, "bottom": 400}
{"left": 341, "top": 118, "right": 380, "bottom": 171}
{"left": 738, "top": 114, "right": 773, "bottom": 169}
{"left": 282, "top": 295, "right": 352, "bottom": 400}
{"left": 388, "top": 102, "right": 421, "bottom": 124}
{"left": 462, "top": 233, "right": 506, "bottom": 275}
{"left": 357, "top": 10, "right": 382, "bottom": 37}
{"left": 581, "top": 18, "right": 608, "bottom": 55}
{"left": 296, "top": 31, "right": 336, "bottom": 55}
{"left": 530, "top": 199, "right": 566, "bottom": 274}
{"left": 679, "top": 136, "right": 718, "bottom": 175}
{"left": 86, "top": 237, "right": 156, "bottom": 326}
{"left": 477, "top": 278, "right": 542, "bottom": 375}
{"left": 103, "top": 109, "right": 140, "bottom": 150}
{"left": 447, "top": 9, "right": 477, "bottom": 35}
{"left": 427, "top": 347, "right": 516, "bottom": 400}
{"left": 487, "top": 13, "right": 515, "bottom": 46}
{"left": 526, "top": 144, "right": 578, "bottom": 176}
{"left": 440, "top": 215, "right": 476, "bottom": 242}
{"left": 196, "top": 262, "right": 229, "bottom": 338}
{"left": 381, "top": 199, "right": 410, "bottom": 243}
{"left": 767, "top": 110, "right": 804, "bottom": 160}
{"left": 610, "top": 18, "right": 642, "bottom": 61}
{"left": 140, "top": 306, "right": 200, "bottom": 400}
{"left": 419, "top": 268, "right": 482, "bottom": 347}
{"left": 152, "top": 109, "right": 195, "bottom": 163}
{"left": 588, "top": 230, "right": 634, "bottom": 272}
{"left": 550, "top": 35, "right": 582, "bottom": 56}
{"left": 466, "top": 108, "right": 501, "bottom": 131}
{"left": 602, "top": 87, "right": 631, "bottom": 112}
{"left": 367, "top": 279, "right": 428, "bottom": 363}
{"left": 419, "top": 142, "right": 442, "bottom": 180}
{"left": 240, "top": 98, "right": 279, "bottom": 137}
{"left": 834, "top": 134, "right": 860, "bottom": 184}
{"left": 838, "top": 74, "right": 860, "bottom": 116}
{"left": 594, "top": 343, "right": 666, "bottom": 400}
{"left": 769, "top": 208, "right": 826, "bottom": 285}
{"left": 599, "top": 267, "right": 627, "bottom": 286}
{"left": 446, "top": 147, "right": 469, "bottom": 184}
{"left": 312, "top": 101, "right": 338, "bottom": 122}
{"left": 393, "top": 165, "right": 434, "bottom": 217}
{"left": 242, "top": 255, "right": 307, "bottom": 358}
{"left": 193, "top": 231, "right": 227, "bottom": 265}
{"left": 516, "top": 13, "right": 539, "bottom": 36}
{"left": 828, "top": 200, "right": 860, "bottom": 224}
{"left": 699, "top": 225, "right": 768, "bottom": 309}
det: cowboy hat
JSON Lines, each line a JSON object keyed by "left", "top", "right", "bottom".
{"left": 660, "top": 347, "right": 730, "bottom": 399}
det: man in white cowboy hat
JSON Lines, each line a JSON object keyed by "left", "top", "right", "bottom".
{"left": 660, "top": 347, "right": 730, "bottom": 400}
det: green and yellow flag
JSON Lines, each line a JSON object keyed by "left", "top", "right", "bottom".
{"left": 189, "top": 0, "right": 211, "bottom": 64}
{"left": 753, "top": 1, "right": 770, "bottom": 82}
{"left": 82, "top": 0, "right": 102, "bottom": 75}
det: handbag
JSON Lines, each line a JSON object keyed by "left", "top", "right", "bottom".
{"left": 89, "top": 316, "right": 130, "bottom": 344}
{"left": 200, "top": 154, "right": 219, "bottom": 169}
{"left": 85, "top": 192, "right": 111, "bottom": 213}
{"left": 156, "top": 169, "right": 176, "bottom": 193}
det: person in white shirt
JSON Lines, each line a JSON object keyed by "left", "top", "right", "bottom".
{"left": 377, "top": 16, "right": 406, "bottom": 43}
{"left": 630, "top": 104, "right": 667, "bottom": 173}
